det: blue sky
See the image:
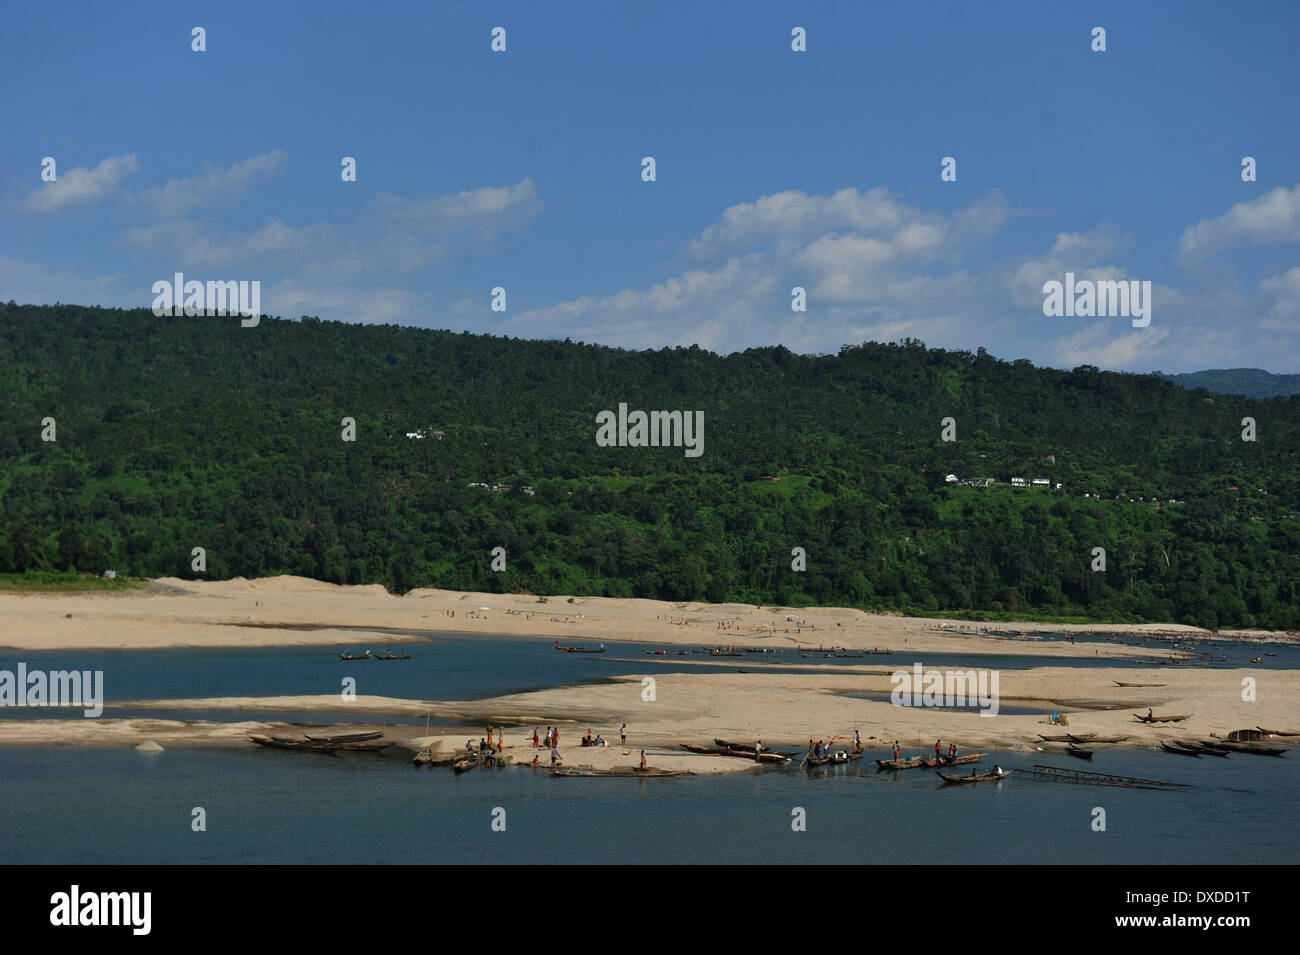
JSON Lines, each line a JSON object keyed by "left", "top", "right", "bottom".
{"left": 3, "top": 0, "right": 1298, "bottom": 372}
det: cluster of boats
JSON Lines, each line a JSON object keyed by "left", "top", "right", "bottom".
{"left": 1038, "top": 732, "right": 1131, "bottom": 761}
{"left": 875, "top": 752, "right": 984, "bottom": 770}
{"left": 1160, "top": 738, "right": 1287, "bottom": 758}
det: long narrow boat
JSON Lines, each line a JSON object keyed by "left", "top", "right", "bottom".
{"left": 1160, "top": 741, "right": 1201, "bottom": 756}
{"left": 720, "top": 748, "right": 790, "bottom": 763}
{"left": 1066, "top": 744, "right": 1093, "bottom": 760}
{"left": 340, "top": 740, "right": 392, "bottom": 752}
{"left": 804, "top": 750, "right": 861, "bottom": 769}
{"left": 877, "top": 753, "right": 984, "bottom": 770}
{"left": 714, "top": 739, "right": 765, "bottom": 752}
{"left": 1134, "top": 713, "right": 1192, "bottom": 723}
{"left": 413, "top": 750, "right": 459, "bottom": 767}
{"left": 373, "top": 652, "right": 411, "bottom": 660}
{"left": 1114, "top": 681, "right": 1165, "bottom": 687}
{"left": 305, "top": 730, "right": 384, "bottom": 743}
{"left": 551, "top": 767, "right": 689, "bottom": 778}
{"left": 249, "top": 734, "right": 341, "bottom": 753}
{"left": 1172, "top": 740, "right": 1228, "bottom": 757}
{"left": 1213, "top": 742, "right": 1287, "bottom": 757}
{"left": 1038, "top": 734, "right": 1080, "bottom": 742}
{"left": 1073, "top": 735, "right": 1130, "bottom": 743}
{"left": 692, "top": 741, "right": 787, "bottom": 762}
{"left": 338, "top": 653, "right": 369, "bottom": 661}
{"left": 680, "top": 742, "right": 722, "bottom": 754}
{"left": 1257, "top": 726, "right": 1300, "bottom": 736}
{"left": 936, "top": 768, "right": 1008, "bottom": 784}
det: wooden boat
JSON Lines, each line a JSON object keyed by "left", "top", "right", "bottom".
{"left": 714, "top": 739, "right": 765, "bottom": 752}
{"left": 1257, "top": 726, "right": 1300, "bottom": 736}
{"left": 249, "top": 734, "right": 341, "bottom": 753}
{"left": 340, "top": 740, "right": 392, "bottom": 752}
{"left": 1214, "top": 742, "right": 1287, "bottom": 757}
{"left": 1073, "top": 735, "right": 1130, "bottom": 743}
{"left": 690, "top": 741, "right": 787, "bottom": 762}
{"left": 305, "top": 730, "right": 383, "bottom": 743}
{"left": 1134, "top": 713, "right": 1192, "bottom": 723}
{"left": 1038, "top": 734, "right": 1079, "bottom": 742}
{"left": 1114, "top": 681, "right": 1165, "bottom": 687}
{"left": 877, "top": 753, "right": 983, "bottom": 770}
{"left": 338, "top": 652, "right": 369, "bottom": 661}
{"left": 1172, "top": 740, "right": 1228, "bottom": 757}
{"left": 452, "top": 755, "right": 479, "bottom": 773}
{"left": 551, "top": 767, "right": 689, "bottom": 778}
{"left": 680, "top": 742, "right": 721, "bottom": 754}
{"left": 413, "top": 750, "right": 459, "bottom": 767}
{"left": 373, "top": 652, "right": 411, "bottom": 660}
{"left": 721, "top": 748, "right": 790, "bottom": 763}
{"left": 1066, "top": 744, "right": 1093, "bottom": 760}
{"left": 1160, "top": 741, "right": 1201, "bottom": 756}
{"left": 804, "top": 750, "right": 861, "bottom": 768}
{"left": 936, "top": 767, "right": 1008, "bottom": 784}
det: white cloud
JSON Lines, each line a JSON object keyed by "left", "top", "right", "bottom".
{"left": 0, "top": 253, "right": 131, "bottom": 306}
{"left": 1007, "top": 225, "right": 1130, "bottom": 308}
{"left": 138, "top": 150, "right": 287, "bottom": 216}
{"left": 120, "top": 218, "right": 329, "bottom": 268}
{"left": 373, "top": 178, "right": 543, "bottom": 236}
{"left": 1177, "top": 183, "right": 1300, "bottom": 265}
{"left": 1053, "top": 323, "right": 1171, "bottom": 369}
{"left": 508, "top": 188, "right": 1023, "bottom": 354}
{"left": 18, "top": 154, "right": 139, "bottom": 214}
{"left": 1259, "top": 267, "right": 1300, "bottom": 332}
{"left": 688, "top": 186, "right": 930, "bottom": 260}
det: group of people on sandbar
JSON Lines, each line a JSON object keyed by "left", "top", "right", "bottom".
{"left": 808, "top": 729, "right": 864, "bottom": 758}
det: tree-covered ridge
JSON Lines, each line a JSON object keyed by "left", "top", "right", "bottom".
{"left": 2, "top": 302, "right": 1298, "bottom": 629}
{"left": 1162, "top": 368, "right": 1300, "bottom": 399}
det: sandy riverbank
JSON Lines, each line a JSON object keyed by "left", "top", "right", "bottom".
{"left": 1, "top": 574, "right": 1293, "bottom": 652}
{"left": 4, "top": 664, "right": 1295, "bottom": 765}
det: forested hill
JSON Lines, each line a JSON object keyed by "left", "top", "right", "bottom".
{"left": 3, "top": 302, "right": 1299, "bottom": 629}
{"left": 1162, "top": 368, "right": 1300, "bottom": 399}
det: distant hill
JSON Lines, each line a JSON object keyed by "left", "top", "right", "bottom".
{"left": 1162, "top": 368, "right": 1300, "bottom": 399}
{"left": 3, "top": 303, "right": 1300, "bottom": 629}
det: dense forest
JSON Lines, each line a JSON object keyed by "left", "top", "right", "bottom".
{"left": 3, "top": 302, "right": 1299, "bottom": 629}
{"left": 1159, "top": 368, "right": 1300, "bottom": 399}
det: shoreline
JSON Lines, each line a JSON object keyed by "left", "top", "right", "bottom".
{"left": 1, "top": 574, "right": 1295, "bottom": 652}
{"left": 3, "top": 662, "right": 1295, "bottom": 763}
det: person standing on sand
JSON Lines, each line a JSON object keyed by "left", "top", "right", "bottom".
{"left": 621, "top": 723, "right": 627, "bottom": 745}
{"left": 640, "top": 750, "right": 647, "bottom": 771}
{"left": 532, "top": 727, "right": 540, "bottom": 747}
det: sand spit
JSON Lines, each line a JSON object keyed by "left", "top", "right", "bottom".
{"left": 4, "top": 665, "right": 1295, "bottom": 764}
{"left": 2, "top": 574, "right": 1293, "bottom": 652}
